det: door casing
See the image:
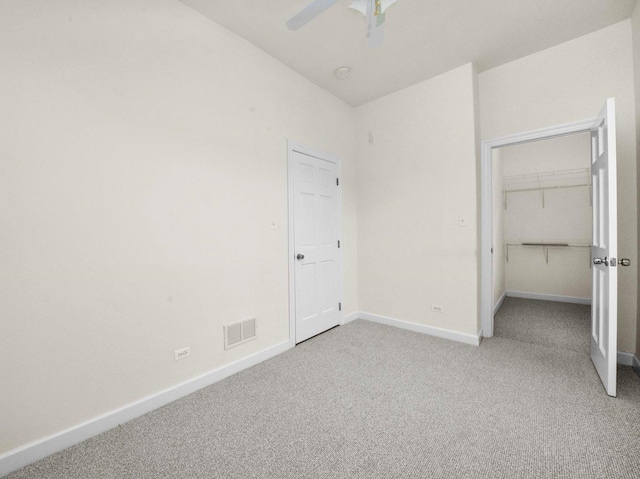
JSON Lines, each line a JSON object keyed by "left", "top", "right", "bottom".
{"left": 480, "top": 118, "right": 596, "bottom": 337}
{"left": 287, "top": 140, "right": 344, "bottom": 347}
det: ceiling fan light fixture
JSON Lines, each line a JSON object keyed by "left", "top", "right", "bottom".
{"left": 348, "top": 0, "right": 397, "bottom": 17}
{"left": 334, "top": 67, "right": 351, "bottom": 80}
{"left": 287, "top": 0, "right": 397, "bottom": 48}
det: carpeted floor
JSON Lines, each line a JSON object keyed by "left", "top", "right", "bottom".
{"left": 7, "top": 320, "right": 640, "bottom": 479}
{"left": 494, "top": 297, "right": 591, "bottom": 354}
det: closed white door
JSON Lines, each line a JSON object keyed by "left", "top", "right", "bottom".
{"left": 291, "top": 149, "right": 341, "bottom": 343}
{"left": 590, "top": 98, "right": 617, "bottom": 397}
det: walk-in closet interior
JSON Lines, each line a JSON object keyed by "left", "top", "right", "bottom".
{"left": 492, "top": 133, "right": 593, "bottom": 354}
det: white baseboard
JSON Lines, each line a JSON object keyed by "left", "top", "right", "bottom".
{"left": 617, "top": 351, "right": 635, "bottom": 367}
{"left": 359, "top": 312, "right": 481, "bottom": 346}
{"left": 506, "top": 291, "right": 591, "bottom": 305}
{"left": 343, "top": 312, "right": 359, "bottom": 324}
{"left": 0, "top": 340, "right": 292, "bottom": 478}
{"left": 493, "top": 291, "right": 507, "bottom": 316}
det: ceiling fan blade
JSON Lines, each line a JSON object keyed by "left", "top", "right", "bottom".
{"left": 286, "top": 0, "right": 341, "bottom": 31}
{"left": 348, "top": 0, "right": 367, "bottom": 16}
{"left": 381, "top": 0, "right": 398, "bottom": 14}
{"left": 365, "top": 0, "right": 386, "bottom": 48}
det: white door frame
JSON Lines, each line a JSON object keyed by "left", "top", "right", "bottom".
{"left": 480, "top": 119, "right": 595, "bottom": 337}
{"left": 287, "top": 140, "right": 344, "bottom": 347}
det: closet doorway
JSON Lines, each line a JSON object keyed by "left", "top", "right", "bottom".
{"left": 491, "top": 133, "right": 592, "bottom": 355}
{"left": 480, "top": 99, "right": 620, "bottom": 396}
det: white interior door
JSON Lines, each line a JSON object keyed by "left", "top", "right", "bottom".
{"left": 291, "top": 149, "right": 341, "bottom": 343}
{"left": 590, "top": 98, "right": 617, "bottom": 397}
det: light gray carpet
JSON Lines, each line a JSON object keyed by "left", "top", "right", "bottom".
{"left": 7, "top": 320, "right": 640, "bottom": 479}
{"left": 495, "top": 297, "right": 591, "bottom": 355}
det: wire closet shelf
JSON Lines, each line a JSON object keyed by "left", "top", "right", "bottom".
{"left": 502, "top": 167, "right": 591, "bottom": 209}
{"left": 504, "top": 242, "right": 592, "bottom": 267}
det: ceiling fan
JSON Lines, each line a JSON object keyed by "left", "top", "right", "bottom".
{"left": 286, "top": 0, "right": 398, "bottom": 48}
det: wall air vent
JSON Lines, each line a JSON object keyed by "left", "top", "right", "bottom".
{"left": 224, "top": 318, "right": 257, "bottom": 350}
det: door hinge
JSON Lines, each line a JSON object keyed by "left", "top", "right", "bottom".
{"left": 338, "top": 240, "right": 341, "bottom": 248}
{"left": 336, "top": 178, "right": 339, "bottom": 186}
{"left": 339, "top": 302, "right": 342, "bottom": 311}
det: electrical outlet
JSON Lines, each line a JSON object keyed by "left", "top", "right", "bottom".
{"left": 432, "top": 304, "right": 444, "bottom": 313}
{"left": 174, "top": 347, "right": 191, "bottom": 361}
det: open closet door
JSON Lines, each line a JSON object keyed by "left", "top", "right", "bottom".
{"left": 590, "top": 98, "right": 617, "bottom": 397}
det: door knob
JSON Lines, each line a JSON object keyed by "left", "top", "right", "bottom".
{"left": 296, "top": 254, "right": 305, "bottom": 260}
{"left": 620, "top": 258, "right": 631, "bottom": 267}
{"left": 593, "top": 257, "right": 609, "bottom": 266}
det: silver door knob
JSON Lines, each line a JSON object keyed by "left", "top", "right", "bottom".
{"left": 593, "top": 257, "right": 609, "bottom": 266}
{"left": 620, "top": 258, "right": 631, "bottom": 267}
{"left": 296, "top": 254, "right": 305, "bottom": 260}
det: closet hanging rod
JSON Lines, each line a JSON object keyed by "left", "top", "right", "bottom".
{"left": 503, "top": 183, "right": 590, "bottom": 194}
{"left": 502, "top": 184, "right": 592, "bottom": 209}
{"left": 502, "top": 167, "right": 591, "bottom": 209}
{"left": 520, "top": 242, "right": 569, "bottom": 247}
{"left": 504, "top": 243, "right": 591, "bottom": 265}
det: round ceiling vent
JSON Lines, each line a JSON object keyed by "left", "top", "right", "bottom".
{"left": 334, "top": 67, "right": 351, "bottom": 80}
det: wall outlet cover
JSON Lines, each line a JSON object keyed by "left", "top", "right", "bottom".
{"left": 175, "top": 347, "right": 191, "bottom": 361}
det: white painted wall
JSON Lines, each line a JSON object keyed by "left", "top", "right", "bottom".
{"left": 632, "top": 0, "right": 640, "bottom": 358}
{"left": 500, "top": 134, "right": 592, "bottom": 300}
{"left": 479, "top": 20, "right": 638, "bottom": 354}
{"left": 492, "top": 149, "right": 506, "bottom": 308}
{"left": 0, "top": 0, "right": 358, "bottom": 455}
{"left": 356, "top": 64, "right": 480, "bottom": 337}
{"left": 2, "top": 0, "right": 639, "bottom": 466}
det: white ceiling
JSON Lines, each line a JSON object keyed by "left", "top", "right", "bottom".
{"left": 180, "top": 0, "right": 636, "bottom": 106}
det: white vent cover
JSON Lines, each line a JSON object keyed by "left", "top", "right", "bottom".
{"left": 224, "top": 318, "right": 257, "bottom": 350}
